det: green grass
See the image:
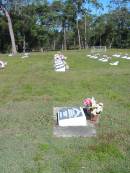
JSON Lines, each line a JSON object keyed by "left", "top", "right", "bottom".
{"left": 0, "top": 49, "right": 130, "bottom": 173}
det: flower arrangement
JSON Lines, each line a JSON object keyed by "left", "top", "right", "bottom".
{"left": 83, "top": 97, "right": 103, "bottom": 117}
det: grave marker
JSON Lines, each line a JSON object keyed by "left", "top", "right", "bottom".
{"left": 57, "top": 107, "right": 87, "bottom": 126}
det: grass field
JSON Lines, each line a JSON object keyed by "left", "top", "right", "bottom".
{"left": 0, "top": 49, "right": 130, "bottom": 173}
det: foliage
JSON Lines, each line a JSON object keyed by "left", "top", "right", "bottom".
{"left": 0, "top": 0, "right": 130, "bottom": 52}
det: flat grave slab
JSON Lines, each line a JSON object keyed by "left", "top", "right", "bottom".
{"left": 53, "top": 107, "right": 96, "bottom": 137}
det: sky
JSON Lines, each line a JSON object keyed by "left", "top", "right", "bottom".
{"left": 49, "top": 0, "right": 130, "bottom": 15}
{"left": 84, "top": 0, "right": 111, "bottom": 15}
{"left": 1, "top": 0, "right": 129, "bottom": 15}
{"left": 49, "top": 0, "right": 111, "bottom": 15}
{"left": 101, "top": 0, "right": 110, "bottom": 6}
{"left": 93, "top": 0, "right": 111, "bottom": 15}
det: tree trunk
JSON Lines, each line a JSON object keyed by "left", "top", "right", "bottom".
{"left": 4, "top": 9, "right": 17, "bottom": 55}
{"left": 62, "top": 42, "right": 64, "bottom": 50}
{"left": 84, "top": 15, "right": 88, "bottom": 49}
{"left": 63, "top": 27, "right": 67, "bottom": 50}
{"left": 100, "top": 34, "right": 101, "bottom": 46}
{"left": 23, "top": 35, "right": 26, "bottom": 53}
{"left": 40, "top": 48, "right": 43, "bottom": 52}
{"left": 77, "top": 19, "right": 81, "bottom": 50}
{"left": 109, "top": 37, "right": 114, "bottom": 48}
{"left": 73, "top": 38, "right": 76, "bottom": 49}
{"left": 53, "top": 39, "right": 56, "bottom": 50}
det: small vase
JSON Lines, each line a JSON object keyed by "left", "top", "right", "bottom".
{"left": 90, "top": 114, "right": 100, "bottom": 123}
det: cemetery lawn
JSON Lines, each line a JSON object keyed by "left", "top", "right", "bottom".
{"left": 0, "top": 49, "right": 130, "bottom": 173}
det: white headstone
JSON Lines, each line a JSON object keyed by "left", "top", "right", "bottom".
{"left": 0, "top": 61, "right": 7, "bottom": 68}
{"left": 57, "top": 107, "right": 87, "bottom": 126}
{"left": 54, "top": 58, "right": 66, "bottom": 72}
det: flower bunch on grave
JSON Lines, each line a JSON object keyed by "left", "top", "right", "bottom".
{"left": 83, "top": 97, "right": 103, "bottom": 117}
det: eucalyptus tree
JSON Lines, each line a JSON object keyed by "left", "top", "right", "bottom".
{"left": 68, "top": 0, "right": 101, "bottom": 49}
{"left": 108, "top": 0, "right": 130, "bottom": 48}
{"left": 0, "top": 14, "right": 11, "bottom": 52}
{"left": 47, "top": 1, "right": 66, "bottom": 50}
{"left": 0, "top": 0, "right": 18, "bottom": 54}
{"left": 13, "top": 4, "right": 37, "bottom": 52}
{"left": 50, "top": 1, "right": 64, "bottom": 50}
{"left": 49, "top": 0, "right": 101, "bottom": 50}
{"left": 0, "top": 0, "right": 33, "bottom": 54}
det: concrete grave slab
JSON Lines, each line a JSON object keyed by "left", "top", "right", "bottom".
{"left": 53, "top": 107, "right": 96, "bottom": 137}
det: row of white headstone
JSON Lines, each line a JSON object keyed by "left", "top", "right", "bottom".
{"left": 0, "top": 53, "right": 30, "bottom": 70}
{"left": 87, "top": 53, "right": 130, "bottom": 66}
{"left": 87, "top": 54, "right": 119, "bottom": 66}
{"left": 8, "top": 53, "right": 30, "bottom": 58}
{"left": 112, "top": 54, "right": 130, "bottom": 60}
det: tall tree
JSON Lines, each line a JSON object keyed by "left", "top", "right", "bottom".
{"left": 71, "top": 0, "right": 101, "bottom": 49}
{"left": 0, "top": 1, "right": 17, "bottom": 54}
{"left": 108, "top": 0, "right": 130, "bottom": 48}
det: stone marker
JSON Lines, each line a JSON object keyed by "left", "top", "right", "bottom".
{"left": 0, "top": 61, "right": 7, "bottom": 69}
{"left": 54, "top": 58, "right": 66, "bottom": 72}
{"left": 53, "top": 107, "right": 96, "bottom": 137}
{"left": 57, "top": 107, "right": 87, "bottom": 126}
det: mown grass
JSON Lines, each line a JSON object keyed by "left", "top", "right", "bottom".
{"left": 0, "top": 49, "right": 130, "bottom": 173}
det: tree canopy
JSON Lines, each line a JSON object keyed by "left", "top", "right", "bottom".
{"left": 0, "top": 0, "right": 130, "bottom": 52}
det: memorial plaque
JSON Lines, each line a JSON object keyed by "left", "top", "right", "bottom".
{"left": 58, "top": 107, "right": 83, "bottom": 120}
{"left": 57, "top": 107, "right": 87, "bottom": 127}
{"left": 53, "top": 107, "right": 96, "bottom": 137}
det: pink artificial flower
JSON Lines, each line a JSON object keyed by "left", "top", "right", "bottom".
{"left": 83, "top": 98, "right": 92, "bottom": 106}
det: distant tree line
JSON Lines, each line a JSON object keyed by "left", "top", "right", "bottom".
{"left": 0, "top": 0, "right": 130, "bottom": 53}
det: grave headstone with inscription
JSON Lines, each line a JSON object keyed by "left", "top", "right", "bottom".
{"left": 54, "top": 54, "right": 65, "bottom": 72}
{"left": 57, "top": 107, "right": 87, "bottom": 126}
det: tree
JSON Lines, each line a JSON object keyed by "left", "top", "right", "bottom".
{"left": 71, "top": 0, "right": 101, "bottom": 49}
{"left": 108, "top": 0, "right": 130, "bottom": 48}
{"left": 0, "top": 2, "right": 17, "bottom": 54}
{"left": 0, "top": 0, "right": 130, "bottom": 52}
